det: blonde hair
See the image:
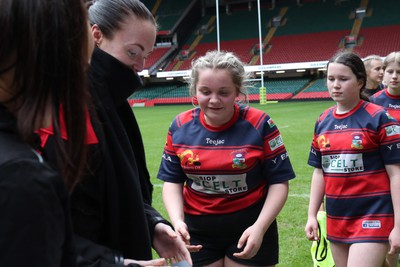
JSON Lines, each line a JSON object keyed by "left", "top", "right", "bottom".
{"left": 363, "top": 54, "right": 383, "bottom": 70}
{"left": 187, "top": 50, "right": 250, "bottom": 103}
{"left": 383, "top": 51, "right": 400, "bottom": 70}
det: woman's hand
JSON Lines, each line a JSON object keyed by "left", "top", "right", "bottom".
{"left": 152, "top": 223, "right": 193, "bottom": 265}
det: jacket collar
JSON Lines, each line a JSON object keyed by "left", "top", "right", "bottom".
{"left": 89, "top": 47, "right": 143, "bottom": 105}
{"left": 0, "top": 104, "right": 16, "bottom": 133}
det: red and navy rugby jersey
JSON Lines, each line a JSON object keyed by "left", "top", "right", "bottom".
{"left": 308, "top": 100, "right": 400, "bottom": 243}
{"left": 370, "top": 89, "right": 400, "bottom": 121}
{"left": 158, "top": 104, "right": 295, "bottom": 215}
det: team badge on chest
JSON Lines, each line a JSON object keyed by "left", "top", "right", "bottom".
{"left": 351, "top": 132, "right": 364, "bottom": 149}
{"left": 231, "top": 150, "right": 247, "bottom": 169}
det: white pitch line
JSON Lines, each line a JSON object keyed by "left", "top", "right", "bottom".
{"left": 288, "top": 193, "right": 309, "bottom": 198}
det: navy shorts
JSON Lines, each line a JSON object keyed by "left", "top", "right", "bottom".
{"left": 185, "top": 201, "right": 279, "bottom": 267}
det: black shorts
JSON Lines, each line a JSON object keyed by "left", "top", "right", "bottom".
{"left": 185, "top": 201, "right": 279, "bottom": 267}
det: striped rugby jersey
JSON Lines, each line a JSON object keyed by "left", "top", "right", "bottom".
{"left": 308, "top": 100, "right": 400, "bottom": 243}
{"left": 370, "top": 89, "right": 400, "bottom": 121}
{"left": 158, "top": 104, "right": 295, "bottom": 215}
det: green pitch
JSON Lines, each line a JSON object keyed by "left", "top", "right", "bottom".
{"left": 134, "top": 100, "right": 335, "bottom": 266}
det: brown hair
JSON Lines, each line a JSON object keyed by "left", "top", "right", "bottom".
{"left": 0, "top": 0, "right": 90, "bottom": 191}
{"left": 328, "top": 51, "right": 368, "bottom": 101}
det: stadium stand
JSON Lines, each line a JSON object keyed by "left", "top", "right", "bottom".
{"left": 353, "top": 25, "right": 400, "bottom": 57}
{"left": 260, "top": 30, "right": 349, "bottom": 64}
{"left": 144, "top": 46, "right": 171, "bottom": 70}
{"left": 248, "top": 78, "right": 311, "bottom": 101}
{"left": 129, "top": 82, "right": 191, "bottom": 106}
{"left": 135, "top": 0, "right": 400, "bottom": 105}
{"left": 293, "top": 78, "right": 330, "bottom": 100}
{"left": 151, "top": 0, "right": 190, "bottom": 35}
{"left": 361, "top": 0, "right": 400, "bottom": 28}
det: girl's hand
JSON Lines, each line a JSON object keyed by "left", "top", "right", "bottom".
{"left": 305, "top": 216, "right": 319, "bottom": 241}
{"left": 233, "top": 224, "right": 264, "bottom": 259}
{"left": 174, "top": 220, "right": 203, "bottom": 252}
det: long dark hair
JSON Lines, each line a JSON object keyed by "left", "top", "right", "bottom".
{"left": 0, "top": 0, "right": 89, "bottom": 191}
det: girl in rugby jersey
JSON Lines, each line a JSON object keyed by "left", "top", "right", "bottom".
{"left": 369, "top": 51, "right": 400, "bottom": 267}
{"left": 305, "top": 51, "right": 400, "bottom": 267}
{"left": 362, "top": 54, "right": 385, "bottom": 98}
{"left": 370, "top": 52, "right": 400, "bottom": 120}
{"left": 158, "top": 50, "right": 296, "bottom": 267}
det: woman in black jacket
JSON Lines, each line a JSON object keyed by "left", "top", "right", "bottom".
{"left": 40, "top": 0, "right": 192, "bottom": 266}
{"left": 0, "top": 0, "right": 90, "bottom": 266}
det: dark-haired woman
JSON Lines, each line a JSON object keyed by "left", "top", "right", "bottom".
{"left": 0, "top": 0, "right": 90, "bottom": 266}
{"left": 40, "top": 0, "right": 192, "bottom": 266}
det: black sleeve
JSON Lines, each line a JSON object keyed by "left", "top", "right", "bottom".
{"left": 74, "top": 235, "right": 124, "bottom": 267}
{"left": 143, "top": 203, "right": 173, "bottom": 240}
{"left": 0, "top": 159, "right": 70, "bottom": 267}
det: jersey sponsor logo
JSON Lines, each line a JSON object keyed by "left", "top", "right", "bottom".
{"left": 321, "top": 153, "right": 364, "bottom": 173}
{"left": 231, "top": 149, "right": 247, "bottom": 169}
{"left": 178, "top": 150, "right": 201, "bottom": 168}
{"left": 362, "top": 220, "right": 381, "bottom": 229}
{"left": 269, "top": 135, "right": 284, "bottom": 151}
{"left": 334, "top": 124, "right": 348, "bottom": 130}
{"left": 187, "top": 174, "right": 248, "bottom": 195}
{"left": 388, "top": 104, "right": 400, "bottom": 109}
{"left": 205, "top": 137, "right": 225, "bottom": 146}
{"left": 350, "top": 132, "right": 364, "bottom": 149}
{"left": 385, "top": 125, "right": 400, "bottom": 137}
{"left": 317, "top": 135, "right": 330, "bottom": 150}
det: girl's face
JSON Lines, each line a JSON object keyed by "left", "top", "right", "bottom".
{"left": 384, "top": 62, "right": 400, "bottom": 94}
{"left": 92, "top": 16, "right": 156, "bottom": 72}
{"left": 196, "top": 68, "right": 239, "bottom": 127}
{"left": 366, "top": 59, "right": 384, "bottom": 84}
{"left": 327, "top": 62, "right": 364, "bottom": 111}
